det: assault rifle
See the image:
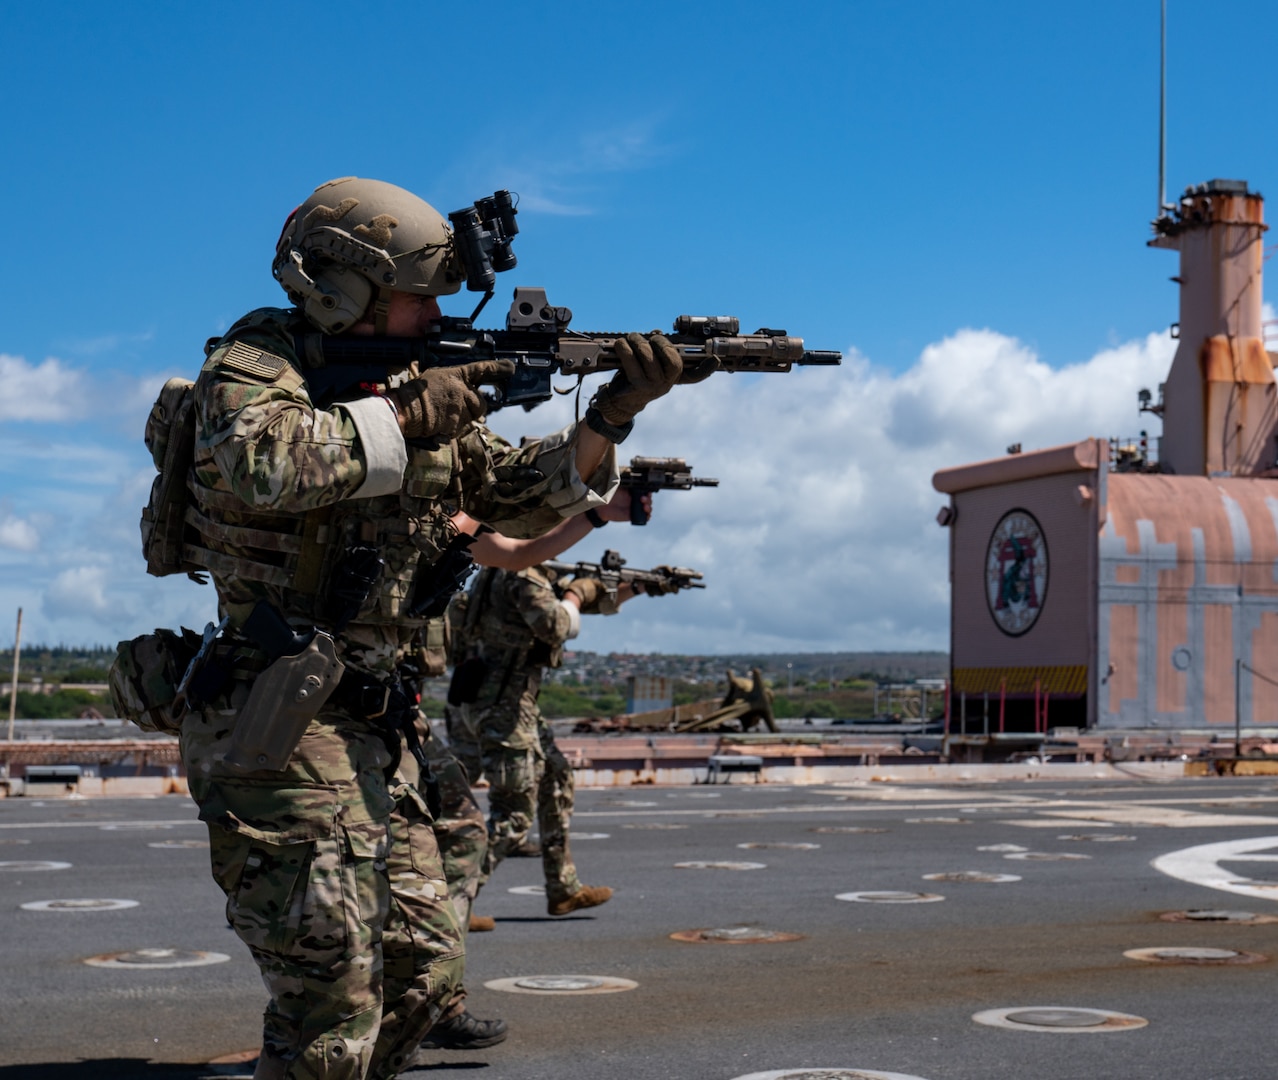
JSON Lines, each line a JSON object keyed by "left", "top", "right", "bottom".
{"left": 543, "top": 549, "right": 704, "bottom": 601}
{"left": 619, "top": 456, "right": 718, "bottom": 526}
{"left": 297, "top": 286, "right": 841, "bottom": 411}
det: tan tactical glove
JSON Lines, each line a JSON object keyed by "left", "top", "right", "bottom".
{"left": 389, "top": 359, "right": 516, "bottom": 439}
{"left": 678, "top": 356, "right": 720, "bottom": 384}
{"left": 638, "top": 569, "right": 678, "bottom": 596}
{"left": 563, "top": 577, "right": 619, "bottom": 615}
{"left": 592, "top": 332, "right": 683, "bottom": 426}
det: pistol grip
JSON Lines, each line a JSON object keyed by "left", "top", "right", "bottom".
{"left": 630, "top": 487, "right": 652, "bottom": 526}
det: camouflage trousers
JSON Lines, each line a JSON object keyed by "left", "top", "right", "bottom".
{"left": 185, "top": 697, "right": 463, "bottom": 1080}
{"left": 422, "top": 724, "right": 487, "bottom": 924}
{"left": 417, "top": 722, "right": 488, "bottom": 1021}
{"left": 476, "top": 716, "right": 581, "bottom": 903}
{"left": 444, "top": 703, "right": 483, "bottom": 787}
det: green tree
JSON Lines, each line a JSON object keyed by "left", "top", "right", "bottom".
{"left": 63, "top": 666, "right": 110, "bottom": 682}
{"left": 11, "top": 688, "right": 108, "bottom": 719}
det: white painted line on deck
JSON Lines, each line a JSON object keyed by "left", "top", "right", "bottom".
{"left": 1153, "top": 836, "right": 1278, "bottom": 902}
{"left": 733, "top": 1071, "right": 933, "bottom": 1080}
{"left": 1034, "top": 807, "right": 1278, "bottom": 828}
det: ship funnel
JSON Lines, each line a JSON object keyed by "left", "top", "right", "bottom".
{"left": 1150, "top": 180, "right": 1273, "bottom": 477}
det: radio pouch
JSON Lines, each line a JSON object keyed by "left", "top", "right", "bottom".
{"left": 223, "top": 631, "right": 345, "bottom": 772}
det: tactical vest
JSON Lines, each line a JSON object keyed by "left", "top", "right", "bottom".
{"left": 181, "top": 308, "right": 461, "bottom": 657}
{"left": 470, "top": 565, "right": 565, "bottom": 670}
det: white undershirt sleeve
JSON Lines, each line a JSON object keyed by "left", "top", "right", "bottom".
{"left": 557, "top": 599, "right": 582, "bottom": 640}
{"left": 342, "top": 396, "right": 409, "bottom": 499}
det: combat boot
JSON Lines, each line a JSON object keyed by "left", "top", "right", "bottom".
{"left": 547, "top": 883, "right": 613, "bottom": 916}
{"left": 512, "top": 838, "right": 542, "bottom": 857}
{"left": 415, "top": 1010, "right": 508, "bottom": 1052}
{"left": 468, "top": 913, "right": 495, "bottom": 932}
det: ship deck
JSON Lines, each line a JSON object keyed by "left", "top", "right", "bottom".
{"left": 3, "top": 770, "right": 1278, "bottom": 1078}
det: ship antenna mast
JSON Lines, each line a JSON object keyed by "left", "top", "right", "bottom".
{"left": 1157, "top": 0, "right": 1169, "bottom": 219}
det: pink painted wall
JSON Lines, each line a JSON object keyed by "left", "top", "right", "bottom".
{"left": 950, "top": 470, "right": 1098, "bottom": 672}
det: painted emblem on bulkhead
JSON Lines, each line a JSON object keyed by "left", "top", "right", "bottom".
{"left": 985, "top": 509, "right": 1047, "bottom": 636}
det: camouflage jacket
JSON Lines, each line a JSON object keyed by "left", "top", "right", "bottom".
{"left": 188, "top": 307, "right": 617, "bottom": 673}
{"left": 466, "top": 565, "right": 577, "bottom": 710}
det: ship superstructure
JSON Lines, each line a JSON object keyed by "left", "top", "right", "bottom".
{"left": 934, "top": 180, "right": 1278, "bottom": 742}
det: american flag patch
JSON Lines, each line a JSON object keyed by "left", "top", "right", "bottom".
{"left": 221, "top": 340, "right": 288, "bottom": 380}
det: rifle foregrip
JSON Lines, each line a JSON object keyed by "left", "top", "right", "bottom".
{"left": 629, "top": 487, "right": 652, "bottom": 526}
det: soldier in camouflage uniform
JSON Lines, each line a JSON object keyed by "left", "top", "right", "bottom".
{"left": 177, "top": 177, "right": 682, "bottom": 1079}
{"left": 427, "top": 484, "right": 645, "bottom": 924}
{"left": 435, "top": 485, "right": 648, "bottom": 811}
{"left": 412, "top": 486, "right": 648, "bottom": 1051}
{"left": 421, "top": 718, "right": 488, "bottom": 931}
{"left": 443, "top": 594, "right": 485, "bottom": 788}
{"left": 459, "top": 564, "right": 652, "bottom": 915}
{"left": 398, "top": 711, "right": 498, "bottom": 1048}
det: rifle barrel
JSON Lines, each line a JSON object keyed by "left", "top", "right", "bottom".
{"left": 541, "top": 561, "right": 705, "bottom": 589}
{"left": 620, "top": 474, "right": 721, "bottom": 488}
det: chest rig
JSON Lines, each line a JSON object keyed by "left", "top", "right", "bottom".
{"left": 183, "top": 309, "right": 469, "bottom": 644}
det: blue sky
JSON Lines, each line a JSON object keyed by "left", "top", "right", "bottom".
{"left": 2, "top": 1, "right": 1276, "bottom": 653}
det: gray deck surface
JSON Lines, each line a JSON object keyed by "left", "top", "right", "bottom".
{"left": 2, "top": 774, "right": 1278, "bottom": 1079}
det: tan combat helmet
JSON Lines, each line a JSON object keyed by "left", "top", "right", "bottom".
{"left": 272, "top": 177, "right": 464, "bottom": 334}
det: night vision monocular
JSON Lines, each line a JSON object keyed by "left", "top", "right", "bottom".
{"left": 449, "top": 189, "right": 519, "bottom": 294}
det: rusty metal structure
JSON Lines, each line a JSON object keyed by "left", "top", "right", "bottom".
{"left": 1151, "top": 181, "right": 1274, "bottom": 477}
{"left": 677, "top": 668, "right": 778, "bottom": 733}
{"left": 577, "top": 668, "right": 778, "bottom": 734}
{"left": 0, "top": 738, "right": 183, "bottom": 796}
{"left": 934, "top": 179, "right": 1278, "bottom": 739}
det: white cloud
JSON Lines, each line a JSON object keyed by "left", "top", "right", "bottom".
{"left": 0, "top": 354, "right": 91, "bottom": 421}
{"left": 0, "top": 351, "right": 173, "bottom": 428}
{"left": 510, "top": 192, "right": 597, "bottom": 217}
{"left": 57, "top": 329, "right": 155, "bottom": 358}
{"left": 488, "top": 325, "right": 1175, "bottom": 655}
{"left": 464, "top": 119, "right": 670, "bottom": 217}
{"left": 0, "top": 510, "right": 39, "bottom": 552}
{"left": 45, "top": 565, "right": 112, "bottom": 618}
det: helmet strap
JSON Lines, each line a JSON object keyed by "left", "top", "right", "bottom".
{"left": 372, "top": 288, "right": 392, "bottom": 336}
